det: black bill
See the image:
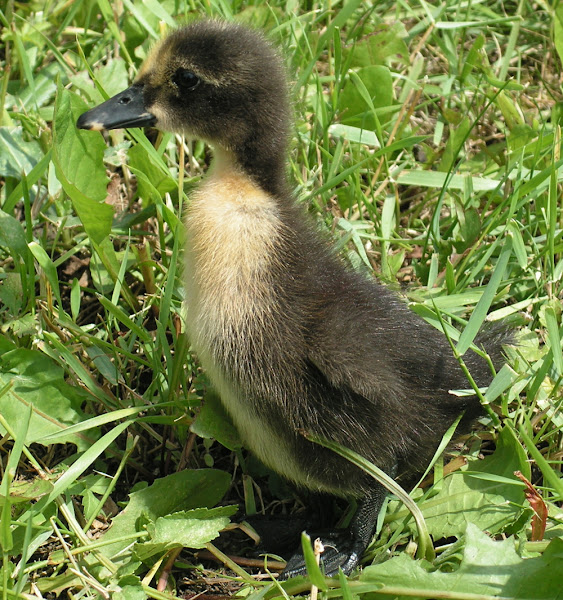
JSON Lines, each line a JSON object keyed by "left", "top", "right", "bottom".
{"left": 76, "top": 84, "right": 156, "bottom": 131}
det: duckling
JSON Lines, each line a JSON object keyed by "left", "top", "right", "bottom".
{"left": 77, "top": 20, "right": 507, "bottom": 578}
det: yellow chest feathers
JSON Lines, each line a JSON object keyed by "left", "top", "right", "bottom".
{"left": 183, "top": 167, "right": 284, "bottom": 353}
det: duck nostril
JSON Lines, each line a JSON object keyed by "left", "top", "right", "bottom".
{"left": 119, "top": 96, "right": 131, "bottom": 105}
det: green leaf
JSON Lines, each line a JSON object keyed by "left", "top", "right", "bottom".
{"left": 346, "top": 22, "right": 409, "bottom": 67}
{"left": 360, "top": 524, "right": 563, "bottom": 600}
{"left": 134, "top": 506, "right": 237, "bottom": 560}
{"left": 439, "top": 117, "right": 472, "bottom": 172}
{"left": 459, "top": 207, "right": 481, "bottom": 247}
{"left": 388, "top": 427, "right": 529, "bottom": 538}
{"left": 191, "top": 389, "right": 242, "bottom": 451}
{"left": 460, "top": 34, "right": 485, "bottom": 83}
{"left": 94, "top": 58, "right": 130, "bottom": 99}
{"left": 129, "top": 143, "right": 177, "bottom": 199}
{"left": 544, "top": 305, "right": 563, "bottom": 376}
{"left": 52, "top": 83, "right": 113, "bottom": 245}
{"left": 34, "top": 572, "right": 83, "bottom": 596}
{"left": 484, "top": 363, "right": 519, "bottom": 404}
{"left": 457, "top": 234, "right": 512, "bottom": 355}
{"left": 97, "top": 469, "right": 231, "bottom": 568}
{"left": 0, "top": 127, "right": 42, "bottom": 179}
{"left": 0, "top": 347, "right": 99, "bottom": 450}
{"left": 554, "top": 4, "right": 563, "bottom": 69}
{"left": 5, "top": 477, "right": 53, "bottom": 505}
{"left": 111, "top": 575, "right": 146, "bottom": 600}
{"left": 338, "top": 66, "right": 393, "bottom": 130}
{"left": 0, "top": 210, "right": 29, "bottom": 261}
{"left": 397, "top": 169, "right": 502, "bottom": 192}
{"left": 0, "top": 401, "right": 32, "bottom": 551}
{"left": 4, "top": 149, "right": 52, "bottom": 213}
{"left": 508, "top": 220, "right": 528, "bottom": 269}
{"left": 16, "top": 62, "right": 59, "bottom": 110}
{"left": 28, "top": 241, "right": 62, "bottom": 308}
{"left": 37, "top": 406, "right": 150, "bottom": 445}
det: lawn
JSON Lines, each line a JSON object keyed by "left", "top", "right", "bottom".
{"left": 0, "top": 0, "right": 562, "bottom": 598}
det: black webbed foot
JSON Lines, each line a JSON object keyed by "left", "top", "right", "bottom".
{"left": 279, "top": 484, "right": 387, "bottom": 579}
{"left": 279, "top": 529, "right": 365, "bottom": 579}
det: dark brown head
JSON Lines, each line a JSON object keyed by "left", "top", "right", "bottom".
{"left": 77, "top": 20, "right": 291, "bottom": 196}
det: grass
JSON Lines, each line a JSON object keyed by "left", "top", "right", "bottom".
{"left": 0, "top": 0, "right": 562, "bottom": 598}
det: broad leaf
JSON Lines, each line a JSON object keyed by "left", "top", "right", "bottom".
{"left": 191, "top": 389, "right": 243, "bottom": 452}
{"left": 52, "top": 84, "right": 113, "bottom": 245}
{"left": 338, "top": 66, "right": 393, "bottom": 130}
{"left": 346, "top": 22, "right": 409, "bottom": 67}
{"left": 361, "top": 524, "right": 563, "bottom": 600}
{"left": 134, "top": 506, "right": 237, "bottom": 560}
{"left": 0, "top": 127, "right": 42, "bottom": 179}
{"left": 97, "top": 469, "right": 232, "bottom": 568}
{"left": 388, "top": 427, "right": 530, "bottom": 538}
{"left": 0, "top": 346, "right": 99, "bottom": 450}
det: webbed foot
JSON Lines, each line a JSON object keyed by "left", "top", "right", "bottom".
{"left": 279, "top": 484, "right": 387, "bottom": 579}
{"left": 279, "top": 529, "right": 365, "bottom": 578}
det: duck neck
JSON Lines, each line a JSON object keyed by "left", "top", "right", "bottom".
{"left": 242, "top": 143, "right": 289, "bottom": 199}
{"left": 212, "top": 141, "right": 289, "bottom": 200}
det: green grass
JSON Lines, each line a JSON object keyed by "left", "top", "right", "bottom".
{"left": 1, "top": 0, "right": 562, "bottom": 598}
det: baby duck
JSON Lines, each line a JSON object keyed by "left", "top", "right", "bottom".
{"left": 77, "top": 20, "right": 506, "bottom": 577}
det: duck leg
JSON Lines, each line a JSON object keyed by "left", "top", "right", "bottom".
{"left": 279, "top": 482, "right": 388, "bottom": 579}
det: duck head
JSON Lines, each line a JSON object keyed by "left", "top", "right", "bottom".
{"left": 77, "top": 20, "right": 291, "bottom": 195}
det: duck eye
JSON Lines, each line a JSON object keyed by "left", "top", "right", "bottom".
{"left": 173, "top": 68, "right": 200, "bottom": 91}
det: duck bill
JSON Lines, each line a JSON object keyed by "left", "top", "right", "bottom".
{"left": 76, "top": 84, "right": 156, "bottom": 131}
